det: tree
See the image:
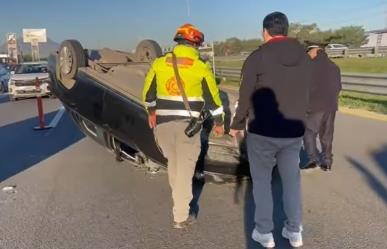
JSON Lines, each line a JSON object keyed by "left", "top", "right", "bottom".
{"left": 225, "top": 37, "right": 243, "bottom": 55}
{"left": 214, "top": 38, "right": 262, "bottom": 56}
{"left": 329, "top": 26, "right": 367, "bottom": 48}
{"left": 22, "top": 54, "right": 33, "bottom": 62}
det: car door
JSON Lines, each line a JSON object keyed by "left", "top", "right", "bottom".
{"left": 102, "top": 89, "right": 165, "bottom": 164}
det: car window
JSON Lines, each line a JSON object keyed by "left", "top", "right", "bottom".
{"left": 15, "top": 64, "right": 48, "bottom": 74}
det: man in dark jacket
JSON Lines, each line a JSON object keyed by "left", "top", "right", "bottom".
{"left": 303, "top": 46, "right": 342, "bottom": 171}
{"left": 229, "top": 12, "right": 311, "bottom": 248}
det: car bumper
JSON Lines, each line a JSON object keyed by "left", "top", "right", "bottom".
{"left": 9, "top": 84, "right": 51, "bottom": 98}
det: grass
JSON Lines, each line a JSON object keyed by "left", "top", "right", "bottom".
{"left": 219, "top": 79, "right": 387, "bottom": 115}
{"left": 339, "top": 91, "right": 387, "bottom": 114}
{"left": 332, "top": 57, "right": 387, "bottom": 74}
{"left": 215, "top": 57, "right": 387, "bottom": 74}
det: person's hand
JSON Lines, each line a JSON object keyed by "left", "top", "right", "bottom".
{"left": 148, "top": 112, "right": 156, "bottom": 129}
{"left": 229, "top": 129, "right": 245, "bottom": 138}
{"left": 213, "top": 124, "right": 224, "bottom": 137}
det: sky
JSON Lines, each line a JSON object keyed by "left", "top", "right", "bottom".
{"left": 1, "top": 0, "right": 386, "bottom": 50}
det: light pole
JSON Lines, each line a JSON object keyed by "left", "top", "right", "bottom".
{"left": 186, "top": 0, "right": 191, "bottom": 18}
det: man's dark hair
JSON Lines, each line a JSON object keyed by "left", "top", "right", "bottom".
{"left": 263, "top": 12, "right": 289, "bottom": 36}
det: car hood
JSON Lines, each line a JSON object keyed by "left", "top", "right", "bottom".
{"left": 11, "top": 73, "right": 49, "bottom": 81}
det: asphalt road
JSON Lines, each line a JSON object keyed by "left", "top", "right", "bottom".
{"left": 0, "top": 94, "right": 386, "bottom": 249}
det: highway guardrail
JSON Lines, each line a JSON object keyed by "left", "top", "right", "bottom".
{"left": 215, "top": 67, "right": 387, "bottom": 95}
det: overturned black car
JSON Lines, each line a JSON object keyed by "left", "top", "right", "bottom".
{"left": 48, "top": 39, "right": 248, "bottom": 180}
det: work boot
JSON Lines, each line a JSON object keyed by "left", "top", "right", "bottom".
{"left": 320, "top": 164, "right": 332, "bottom": 171}
{"left": 251, "top": 228, "right": 275, "bottom": 248}
{"left": 173, "top": 215, "right": 196, "bottom": 229}
{"left": 302, "top": 161, "right": 319, "bottom": 170}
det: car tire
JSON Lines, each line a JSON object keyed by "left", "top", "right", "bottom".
{"left": 135, "top": 40, "right": 162, "bottom": 62}
{"left": 57, "top": 40, "right": 86, "bottom": 90}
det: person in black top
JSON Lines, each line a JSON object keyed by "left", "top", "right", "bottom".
{"left": 230, "top": 12, "right": 311, "bottom": 248}
{"left": 303, "top": 45, "right": 342, "bottom": 171}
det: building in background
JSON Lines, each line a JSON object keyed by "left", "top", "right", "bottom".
{"left": 362, "top": 29, "right": 387, "bottom": 47}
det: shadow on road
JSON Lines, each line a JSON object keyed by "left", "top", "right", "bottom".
{"left": 347, "top": 145, "right": 387, "bottom": 204}
{"left": 0, "top": 94, "right": 10, "bottom": 104}
{"left": 299, "top": 147, "right": 309, "bottom": 168}
{"left": 234, "top": 168, "right": 292, "bottom": 249}
{"left": 0, "top": 111, "right": 84, "bottom": 183}
{"left": 189, "top": 178, "right": 205, "bottom": 218}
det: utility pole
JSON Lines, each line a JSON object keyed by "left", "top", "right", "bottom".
{"left": 186, "top": 0, "right": 191, "bottom": 18}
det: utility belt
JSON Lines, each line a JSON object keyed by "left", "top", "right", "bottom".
{"left": 156, "top": 109, "right": 210, "bottom": 137}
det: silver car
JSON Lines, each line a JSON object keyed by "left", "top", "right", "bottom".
{"left": 8, "top": 62, "right": 51, "bottom": 101}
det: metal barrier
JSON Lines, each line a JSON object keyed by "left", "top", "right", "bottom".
{"left": 215, "top": 67, "right": 387, "bottom": 95}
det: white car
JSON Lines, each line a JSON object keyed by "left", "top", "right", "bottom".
{"left": 8, "top": 62, "right": 51, "bottom": 101}
{"left": 0, "top": 65, "right": 10, "bottom": 92}
{"left": 326, "top": 44, "right": 348, "bottom": 50}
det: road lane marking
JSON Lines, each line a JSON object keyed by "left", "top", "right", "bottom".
{"left": 48, "top": 106, "right": 66, "bottom": 128}
{"left": 339, "top": 107, "right": 387, "bottom": 122}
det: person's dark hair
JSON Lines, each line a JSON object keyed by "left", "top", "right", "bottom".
{"left": 263, "top": 12, "right": 289, "bottom": 36}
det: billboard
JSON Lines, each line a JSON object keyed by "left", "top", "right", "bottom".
{"left": 22, "top": 29, "right": 47, "bottom": 43}
{"left": 6, "top": 33, "right": 18, "bottom": 63}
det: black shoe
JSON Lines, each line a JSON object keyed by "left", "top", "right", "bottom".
{"left": 302, "top": 161, "right": 318, "bottom": 170}
{"left": 320, "top": 164, "right": 332, "bottom": 171}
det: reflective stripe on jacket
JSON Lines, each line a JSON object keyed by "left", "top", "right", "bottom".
{"left": 142, "top": 44, "right": 223, "bottom": 124}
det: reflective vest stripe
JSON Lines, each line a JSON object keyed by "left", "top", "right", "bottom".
{"left": 156, "top": 109, "right": 201, "bottom": 118}
{"left": 144, "top": 101, "right": 156, "bottom": 107}
{"left": 210, "top": 106, "right": 224, "bottom": 116}
{"left": 158, "top": 95, "right": 204, "bottom": 102}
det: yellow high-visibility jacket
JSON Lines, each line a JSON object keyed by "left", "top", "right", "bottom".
{"left": 142, "top": 44, "right": 223, "bottom": 124}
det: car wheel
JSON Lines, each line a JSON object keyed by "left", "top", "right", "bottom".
{"left": 135, "top": 40, "right": 162, "bottom": 62}
{"left": 57, "top": 40, "right": 86, "bottom": 90}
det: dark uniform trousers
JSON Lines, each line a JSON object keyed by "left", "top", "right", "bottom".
{"left": 303, "top": 111, "right": 336, "bottom": 166}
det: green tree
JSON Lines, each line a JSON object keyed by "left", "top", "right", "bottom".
{"left": 225, "top": 37, "right": 243, "bottom": 55}
{"left": 330, "top": 26, "right": 367, "bottom": 48}
{"left": 22, "top": 54, "right": 33, "bottom": 62}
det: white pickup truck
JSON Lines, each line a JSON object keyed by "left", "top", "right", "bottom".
{"left": 8, "top": 61, "right": 52, "bottom": 101}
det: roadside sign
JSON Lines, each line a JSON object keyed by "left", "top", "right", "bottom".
{"left": 6, "top": 33, "right": 18, "bottom": 63}
{"left": 22, "top": 29, "right": 47, "bottom": 43}
{"left": 22, "top": 29, "right": 47, "bottom": 61}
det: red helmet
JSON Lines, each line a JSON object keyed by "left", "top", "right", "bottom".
{"left": 174, "top": 23, "right": 204, "bottom": 46}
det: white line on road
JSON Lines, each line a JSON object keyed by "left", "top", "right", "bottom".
{"left": 48, "top": 106, "right": 66, "bottom": 128}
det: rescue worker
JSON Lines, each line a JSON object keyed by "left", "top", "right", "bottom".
{"left": 303, "top": 44, "right": 342, "bottom": 171}
{"left": 142, "top": 24, "right": 224, "bottom": 229}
